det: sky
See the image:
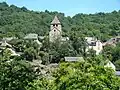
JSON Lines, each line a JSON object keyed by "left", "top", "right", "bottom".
{"left": 0, "top": 0, "right": 120, "bottom": 16}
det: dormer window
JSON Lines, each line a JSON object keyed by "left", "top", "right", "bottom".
{"left": 56, "top": 24, "right": 58, "bottom": 27}
{"left": 54, "top": 30, "right": 56, "bottom": 32}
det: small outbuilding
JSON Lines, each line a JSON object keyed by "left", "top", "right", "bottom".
{"left": 64, "top": 57, "right": 84, "bottom": 62}
{"left": 104, "top": 61, "right": 116, "bottom": 71}
{"left": 24, "top": 33, "right": 38, "bottom": 40}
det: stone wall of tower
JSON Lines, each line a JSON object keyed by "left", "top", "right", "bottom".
{"left": 49, "top": 29, "right": 61, "bottom": 42}
{"left": 50, "top": 24, "right": 62, "bottom": 32}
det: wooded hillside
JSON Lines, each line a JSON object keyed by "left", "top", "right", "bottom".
{"left": 0, "top": 2, "right": 120, "bottom": 41}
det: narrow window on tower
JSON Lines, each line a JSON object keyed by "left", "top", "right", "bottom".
{"left": 56, "top": 24, "right": 58, "bottom": 27}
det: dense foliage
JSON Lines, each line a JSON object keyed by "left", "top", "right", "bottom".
{"left": 103, "top": 43, "right": 120, "bottom": 70}
{"left": 52, "top": 62, "right": 120, "bottom": 90}
{"left": 0, "top": 2, "right": 120, "bottom": 90}
{"left": 0, "top": 2, "right": 120, "bottom": 41}
{"left": 26, "top": 56, "right": 120, "bottom": 90}
{"left": 0, "top": 49, "right": 36, "bottom": 90}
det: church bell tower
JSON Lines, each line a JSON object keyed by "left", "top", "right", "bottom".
{"left": 49, "top": 16, "right": 62, "bottom": 42}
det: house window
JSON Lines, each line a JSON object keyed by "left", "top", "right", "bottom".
{"left": 53, "top": 24, "right": 55, "bottom": 26}
{"left": 54, "top": 30, "right": 56, "bottom": 32}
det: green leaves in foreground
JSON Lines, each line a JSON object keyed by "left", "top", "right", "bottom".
{"left": 26, "top": 61, "right": 120, "bottom": 90}
{"left": 52, "top": 62, "right": 120, "bottom": 90}
{"left": 0, "top": 59, "right": 36, "bottom": 90}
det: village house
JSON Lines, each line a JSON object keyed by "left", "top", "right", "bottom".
{"left": 104, "top": 61, "right": 116, "bottom": 71}
{"left": 3, "top": 37, "right": 18, "bottom": 42}
{"left": 85, "top": 37, "right": 103, "bottom": 55}
{"left": 103, "top": 36, "right": 120, "bottom": 46}
{"left": 24, "top": 33, "right": 42, "bottom": 46}
{"left": 0, "top": 40, "right": 20, "bottom": 56}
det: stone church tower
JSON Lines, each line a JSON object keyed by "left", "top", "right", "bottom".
{"left": 49, "top": 16, "right": 62, "bottom": 42}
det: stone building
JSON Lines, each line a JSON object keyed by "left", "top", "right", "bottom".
{"left": 103, "top": 36, "right": 120, "bottom": 46}
{"left": 49, "top": 16, "right": 62, "bottom": 42}
{"left": 85, "top": 37, "right": 103, "bottom": 55}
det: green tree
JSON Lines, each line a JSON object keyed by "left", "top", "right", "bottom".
{"left": 0, "top": 50, "right": 36, "bottom": 90}
{"left": 49, "top": 41, "right": 75, "bottom": 63}
{"left": 23, "top": 47, "right": 37, "bottom": 61}
{"left": 52, "top": 61, "right": 120, "bottom": 90}
{"left": 25, "top": 78, "right": 51, "bottom": 90}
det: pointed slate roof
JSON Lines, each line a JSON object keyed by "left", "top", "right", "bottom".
{"left": 51, "top": 16, "right": 61, "bottom": 24}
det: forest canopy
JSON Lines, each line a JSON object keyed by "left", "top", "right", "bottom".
{"left": 0, "top": 2, "right": 120, "bottom": 41}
